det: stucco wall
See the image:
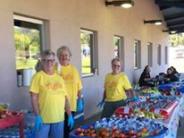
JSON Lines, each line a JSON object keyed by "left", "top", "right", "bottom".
{"left": 0, "top": 0, "right": 169, "bottom": 119}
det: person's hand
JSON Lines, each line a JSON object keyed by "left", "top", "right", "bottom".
{"left": 68, "top": 114, "right": 74, "bottom": 129}
{"left": 77, "top": 98, "right": 84, "bottom": 112}
{"left": 97, "top": 100, "right": 104, "bottom": 108}
{"left": 132, "top": 96, "right": 139, "bottom": 102}
{"left": 34, "top": 115, "right": 43, "bottom": 131}
{"left": 126, "top": 96, "right": 139, "bottom": 102}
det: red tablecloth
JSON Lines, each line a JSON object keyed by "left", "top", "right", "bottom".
{"left": 0, "top": 112, "right": 24, "bottom": 138}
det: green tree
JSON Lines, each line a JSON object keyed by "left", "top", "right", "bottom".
{"left": 169, "top": 33, "right": 184, "bottom": 47}
{"left": 80, "top": 32, "right": 90, "bottom": 44}
{"left": 14, "top": 26, "right": 40, "bottom": 57}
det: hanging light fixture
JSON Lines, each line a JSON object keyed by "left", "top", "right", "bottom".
{"left": 170, "top": 30, "right": 177, "bottom": 34}
{"left": 105, "top": 0, "right": 134, "bottom": 9}
{"left": 144, "top": 20, "right": 162, "bottom": 26}
{"left": 121, "top": 0, "right": 134, "bottom": 8}
{"left": 163, "top": 29, "right": 177, "bottom": 34}
{"left": 154, "top": 21, "right": 162, "bottom": 26}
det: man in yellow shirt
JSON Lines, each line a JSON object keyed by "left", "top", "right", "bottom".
{"left": 30, "top": 50, "right": 74, "bottom": 138}
{"left": 98, "top": 58, "right": 134, "bottom": 118}
{"left": 57, "top": 46, "right": 83, "bottom": 138}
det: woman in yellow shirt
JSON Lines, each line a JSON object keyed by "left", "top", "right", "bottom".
{"left": 30, "top": 50, "right": 74, "bottom": 138}
{"left": 57, "top": 46, "right": 83, "bottom": 138}
{"left": 99, "top": 58, "right": 134, "bottom": 118}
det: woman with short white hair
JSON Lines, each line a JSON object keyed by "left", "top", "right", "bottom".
{"left": 30, "top": 49, "right": 74, "bottom": 138}
{"left": 57, "top": 46, "right": 83, "bottom": 138}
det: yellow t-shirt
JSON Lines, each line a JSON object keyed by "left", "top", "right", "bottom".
{"left": 104, "top": 72, "right": 132, "bottom": 102}
{"left": 59, "top": 64, "right": 82, "bottom": 111}
{"left": 29, "top": 71, "right": 67, "bottom": 123}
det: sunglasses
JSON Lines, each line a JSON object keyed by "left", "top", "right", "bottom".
{"left": 42, "top": 59, "right": 55, "bottom": 63}
{"left": 112, "top": 64, "right": 121, "bottom": 68}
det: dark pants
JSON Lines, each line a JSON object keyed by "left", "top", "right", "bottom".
{"left": 101, "top": 100, "right": 126, "bottom": 118}
{"left": 64, "top": 112, "right": 75, "bottom": 138}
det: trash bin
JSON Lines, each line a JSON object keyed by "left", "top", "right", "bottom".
{"left": 23, "top": 69, "right": 33, "bottom": 86}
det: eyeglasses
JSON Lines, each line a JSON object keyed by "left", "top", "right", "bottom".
{"left": 42, "top": 59, "right": 55, "bottom": 63}
{"left": 112, "top": 64, "right": 121, "bottom": 68}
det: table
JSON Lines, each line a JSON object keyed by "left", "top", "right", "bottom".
{"left": 162, "top": 96, "right": 184, "bottom": 138}
{"left": 158, "top": 82, "right": 184, "bottom": 93}
{"left": 0, "top": 112, "right": 24, "bottom": 138}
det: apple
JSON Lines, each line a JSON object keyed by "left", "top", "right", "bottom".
{"left": 119, "top": 133, "right": 127, "bottom": 138}
{"left": 79, "top": 132, "right": 84, "bottom": 136}
{"left": 141, "top": 127, "right": 148, "bottom": 133}
{"left": 128, "top": 130, "right": 136, "bottom": 135}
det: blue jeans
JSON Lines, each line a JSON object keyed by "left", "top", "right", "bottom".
{"left": 35, "top": 121, "right": 64, "bottom": 138}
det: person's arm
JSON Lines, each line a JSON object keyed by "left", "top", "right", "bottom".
{"left": 100, "top": 89, "right": 106, "bottom": 102}
{"left": 122, "top": 74, "right": 134, "bottom": 98}
{"left": 77, "top": 90, "right": 82, "bottom": 99}
{"left": 65, "top": 96, "right": 74, "bottom": 129}
{"left": 125, "top": 89, "right": 135, "bottom": 98}
{"left": 75, "top": 67, "right": 83, "bottom": 99}
{"left": 65, "top": 96, "right": 72, "bottom": 115}
{"left": 30, "top": 92, "right": 40, "bottom": 115}
{"left": 76, "top": 73, "right": 83, "bottom": 112}
{"left": 30, "top": 92, "right": 43, "bottom": 131}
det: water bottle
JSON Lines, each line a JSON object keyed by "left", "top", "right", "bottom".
{"left": 133, "top": 84, "right": 140, "bottom": 99}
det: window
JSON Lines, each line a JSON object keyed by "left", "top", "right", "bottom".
{"left": 134, "top": 40, "right": 141, "bottom": 69}
{"left": 80, "top": 29, "right": 98, "bottom": 76}
{"left": 165, "top": 46, "right": 168, "bottom": 64}
{"left": 157, "top": 45, "right": 161, "bottom": 65}
{"left": 113, "top": 36, "right": 121, "bottom": 58}
{"left": 113, "top": 35, "right": 124, "bottom": 70}
{"left": 14, "top": 15, "right": 48, "bottom": 87}
{"left": 147, "top": 42, "right": 153, "bottom": 67}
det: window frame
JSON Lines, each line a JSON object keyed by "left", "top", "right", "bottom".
{"left": 80, "top": 28, "right": 98, "bottom": 77}
{"left": 147, "top": 42, "right": 153, "bottom": 67}
{"left": 113, "top": 35, "right": 124, "bottom": 71}
{"left": 113, "top": 35, "right": 121, "bottom": 58}
{"left": 13, "top": 14, "right": 49, "bottom": 87}
{"left": 165, "top": 46, "right": 168, "bottom": 64}
{"left": 134, "top": 39, "right": 141, "bottom": 69}
{"left": 157, "top": 44, "right": 162, "bottom": 65}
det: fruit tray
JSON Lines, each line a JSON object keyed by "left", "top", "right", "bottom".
{"left": 70, "top": 116, "right": 168, "bottom": 138}
{"left": 115, "top": 97, "right": 178, "bottom": 120}
{"left": 0, "top": 111, "right": 23, "bottom": 129}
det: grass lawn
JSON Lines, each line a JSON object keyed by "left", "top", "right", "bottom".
{"left": 16, "top": 58, "right": 38, "bottom": 70}
{"left": 82, "top": 56, "right": 91, "bottom": 74}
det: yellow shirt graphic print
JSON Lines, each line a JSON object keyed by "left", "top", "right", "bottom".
{"left": 104, "top": 73, "right": 132, "bottom": 102}
{"left": 45, "top": 82, "right": 64, "bottom": 94}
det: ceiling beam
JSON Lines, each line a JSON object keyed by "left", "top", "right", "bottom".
{"left": 167, "top": 19, "right": 184, "bottom": 27}
{"left": 165, "top": 13, "right": 184, "bottom": 21}
{"left": 159, "top": 6, "right": 171, "bottom": 11}
{"left": 166, "top": 17, "right": 184, "bottom": 24}
{"left": 168, "top": 24, "right": 184, "bottom": 30}
{"left": 168, "top": 23, "right": 184, "bottom": 29}
{"left": 175, "top": 30, "right": 184, "bottom": 34}
{"left": 155, "top": 0, "right": 184, "bottom": 8}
